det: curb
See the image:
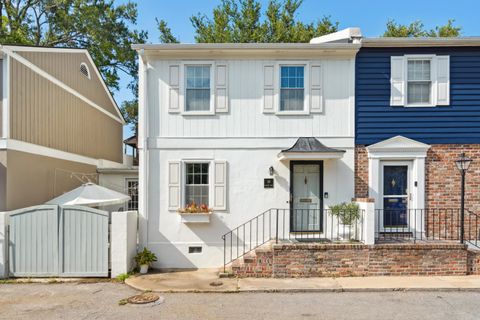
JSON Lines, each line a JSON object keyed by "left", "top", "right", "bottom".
{"left": 124, "top": 280, "right": 480, "bottom": 293}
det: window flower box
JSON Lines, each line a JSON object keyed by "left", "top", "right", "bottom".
{"left": 179, "top": 212, "right": 212, "bottom": 224}
{"left": 178, "top": 202, "right": 213, "bottom": 224}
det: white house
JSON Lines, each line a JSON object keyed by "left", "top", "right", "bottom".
{"left": 133, "top": 29, "right": 362, "bottom": 269}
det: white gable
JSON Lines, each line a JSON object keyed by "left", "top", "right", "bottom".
{"left": 367, "top": 136, "right": 430, "bottom": 156}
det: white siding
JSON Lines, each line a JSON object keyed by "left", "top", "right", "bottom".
{"left": 141, "top": 55, "right": 356, "bottom": 268}
{"left": 147, "top": 59, "right": 355, "bottom": 139}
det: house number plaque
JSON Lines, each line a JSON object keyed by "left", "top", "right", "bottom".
{"left": 264, "top": 178, "right": 274, "bottom": 188}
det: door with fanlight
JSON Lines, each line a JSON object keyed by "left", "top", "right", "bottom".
{"left": 381, "top": 162, "right": 411, "bottom": 231}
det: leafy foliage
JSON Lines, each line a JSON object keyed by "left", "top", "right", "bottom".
{"left": 330, "top": 202, "right": 360, "bottom": 226}
{"left": 157, "top": 0, "right": 338, "bottom": 43}
{"left": 134, "top": 247, "right": 157, "bottom": 266}
{"left": 383, "top": 19, "right": 461, "bottom": 37}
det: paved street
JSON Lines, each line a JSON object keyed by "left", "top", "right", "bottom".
{"left": 1, "top": 282, "right": 480, "bottom": 320}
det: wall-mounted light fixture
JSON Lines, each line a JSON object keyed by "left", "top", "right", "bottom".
{"left": 269, "top": 166, "right": 275, "bottom": 176}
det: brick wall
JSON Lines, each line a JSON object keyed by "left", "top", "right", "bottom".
{"left": 354, "top": 145, "right": 369, "bottom": 198}
{"left": 231, "top": 243, "right": 470, "bottom": 278}
{"left": 354, "top": 144, "right": 480, "bottom": 212}
{"left": 467, "top": 250, "right": 480, "bottom": 275}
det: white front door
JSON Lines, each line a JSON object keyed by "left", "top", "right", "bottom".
{"left": 291, "top": 162, "right": 323, "bottom": 232}
{"left": 380, "top": 161, "right": 412, "bottom": 230}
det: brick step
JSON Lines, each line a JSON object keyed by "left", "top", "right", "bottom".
{"left": 221, "top": 241, "right": 274, "bottom": 277}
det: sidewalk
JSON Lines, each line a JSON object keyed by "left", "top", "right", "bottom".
{"left": 125, "top": 269, "right": 480, "bottom": 293}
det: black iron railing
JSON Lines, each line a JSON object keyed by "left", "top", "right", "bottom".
{"left": 221, "top": 208, "right": 365, "bottom": 270}
{"left": 375, "top": 208, "right": 480, "bottom": 245}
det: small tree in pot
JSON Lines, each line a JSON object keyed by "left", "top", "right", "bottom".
{"left": 330, "top": 202, "right": 361, "bottom": 241}
{"left": 135, "top": 247, "right": 157, "bottom": 274}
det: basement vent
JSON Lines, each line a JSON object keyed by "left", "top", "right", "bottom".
{"left": 80, "top": 62, "right": 91, "bottom": 79}
{"left": 188, "top": 246, "right": 202, "bottom": 254}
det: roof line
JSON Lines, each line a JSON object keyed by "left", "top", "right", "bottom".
{"left": 1, "top": 45, "right": 126, "bottom": 124}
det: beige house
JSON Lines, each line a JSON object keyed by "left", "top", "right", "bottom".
{"left": 0, "top": 45, "right": 128, "bottom": 211}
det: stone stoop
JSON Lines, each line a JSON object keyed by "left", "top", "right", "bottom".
{"left": 223, "top": 242, "right": 274, "bottom": 278}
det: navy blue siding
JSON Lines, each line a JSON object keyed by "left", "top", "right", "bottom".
{"left": 355, "top": 47, "right": 480, "bottom": 145}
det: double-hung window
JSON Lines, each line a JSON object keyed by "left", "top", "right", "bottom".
{"left": 407, "top": 59, "right": 432, "bottom": 105}
{"left": 185, "top": 65, "right": 211, "bottom": 112}
{"left": 185, "top": 163, "right": 209, "bottom": 206}
{"left": 280, "top": 66, "right": 304, "bottom": 111}
{"left": 126, "top": 179, "right": 139, "bottom": 210}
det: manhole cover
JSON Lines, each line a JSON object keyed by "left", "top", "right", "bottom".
{"left": 210, "top": 281, "right": 223, "bottom": 287}
{"left": 127, "top": 293, "right": 160, "bottom": 304}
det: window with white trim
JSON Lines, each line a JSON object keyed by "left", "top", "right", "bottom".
{"left": 390, "top": 55, "right": 450, "bottom": 107}
{"left": 407, "top": 59, "right": 431, "bottom": 105}
{"left": 185, "top": 162, "right": 209, "bottom": 205}
{"left": 126, "top": 179, "right": 138, "bottom": 210}
{"left": 280, "top": 66, "right": 304, "bottom": 111}
{"left": 185, "top": 65, "right": 211, "bottom": 112}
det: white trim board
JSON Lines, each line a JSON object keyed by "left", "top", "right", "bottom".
{"left": 2, "top": 55, "right": 9, "bottom": 138}
{"left": 1, "top": 138, "right": 125, "bottom": 167}
{"left": 1, "top": 47, "right": 124, "bottom": 124}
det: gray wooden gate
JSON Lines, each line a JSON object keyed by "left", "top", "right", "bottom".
{"left": 8, "top": 205, "right": 109, "bottom": 277}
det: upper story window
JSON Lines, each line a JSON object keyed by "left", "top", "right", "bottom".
{"left": 280, "top": 66, "right": 304, "bottom": 111}
{"left": 390, "top": 55, "right": 450, "bottom": 107}
{"left": 185, "top": 65, "right": 211, "bottom": 112}
{"left": 407, "top": 59, "right": 431, "bottom": 105}
{"left": 185, "top": 162, "right": 209, "bottom": 206}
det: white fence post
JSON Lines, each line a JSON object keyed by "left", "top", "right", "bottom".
{"left": 111, "top": 211, "right": 138, "bottom": 278}
{"left": 354, "top": 199, "right": 375, "bottom": 245}
{"left": 0, "top": 212, "right": 8, "bottom": 278}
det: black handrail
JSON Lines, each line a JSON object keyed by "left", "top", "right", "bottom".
{"left": 221, "top": 208, "right": 365, "bottom": 272}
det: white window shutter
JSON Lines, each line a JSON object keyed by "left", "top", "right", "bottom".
{"left": 213, "top": 160, "right": 227, "bottom": 211}
{"left": 263, "top": 65, "right": 275, "bottom": 113}
{"left": 436, "top": 55, "right": 450, "bottom": 106}
{"left": 215, "top": 64, "right": 228, "bottom": 113}
{"left": 168, "top": 161, "right": 181, "bottom": 210}
{"left": 168, "top": 65, "right": 180, "bottom": 113}
{"left": 390, "top": 56, "right": 405, "bottom": 106}
{"left": 310, "top": 64, "right": 323, "bottom": 113}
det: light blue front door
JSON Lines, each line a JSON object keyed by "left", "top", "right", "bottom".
{"left": 291, "top": 163, "right": 322, "bottom": 232}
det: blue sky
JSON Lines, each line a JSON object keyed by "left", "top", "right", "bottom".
{"left": 118, "top": 0, "right": 477, "bottom": 137}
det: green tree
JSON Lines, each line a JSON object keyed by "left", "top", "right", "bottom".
{"left": 157, "top": 0, "right": 338, "bottom": 43}
{"left": 0, "top": 0, "right": 147, "bottom": 126}
{"left": 383, "top": 19, "right": 461, "bottom": 37}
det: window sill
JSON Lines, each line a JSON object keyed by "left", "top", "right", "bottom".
{"left": 275, "top": 110, "right": 310, "bottom": 116}
{"left": 404, "top": 104, "right": 437, "bottom": 108}
{"left": 181, "top": 110, "right": 215, "bottom": 116}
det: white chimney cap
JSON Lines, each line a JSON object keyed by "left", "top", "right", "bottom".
{"left": 310, "top": 27, "right": 362, "bottom": 44}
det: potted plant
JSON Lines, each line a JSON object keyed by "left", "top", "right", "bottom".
{"left": 329, "top": 202, "right": 360, "bottom": 241}
{"left": 135, "top": 247, "right": 157, "bottom": 274}
{"left": 177, "top": 201, "right": 213, "bottom": 223}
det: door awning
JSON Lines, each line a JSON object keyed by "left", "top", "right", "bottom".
{"left": 277, "top": 137, "right": 345, "bottom": 161}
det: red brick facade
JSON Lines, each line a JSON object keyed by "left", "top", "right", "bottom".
{"left": 355, "top": 144, "right": 480, "bottom": 211}
{"left": 231, "top": 243, "right": 473, "bottom": 278}
{"left": 354, "top": 145, "right": 369, "bottom": 198}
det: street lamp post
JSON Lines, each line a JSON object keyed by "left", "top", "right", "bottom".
{"left": 455, "top": 153, "right": 472, "bottom": 244}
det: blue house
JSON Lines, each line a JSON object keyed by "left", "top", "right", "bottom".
{"left": 355, "top": 38, "right": 480, "bottom": 239}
